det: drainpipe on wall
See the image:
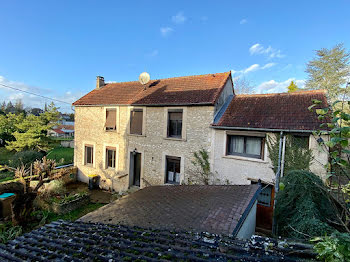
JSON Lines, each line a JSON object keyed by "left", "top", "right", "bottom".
{"left": 280, "top": 135, "right": 287, "bottom": 178}
{"left": 272, "top": 131, "right": 283, "bottom": 236}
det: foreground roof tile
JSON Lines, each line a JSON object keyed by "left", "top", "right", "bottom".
{"left": 0, "top": 220, "right": 316, "bottom": 261}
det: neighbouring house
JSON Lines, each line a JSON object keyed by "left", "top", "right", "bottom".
{"left": 72, "top": 72, "right": 328, "bottom": 194}
{"left": 73, "top": 72, "right": 233, "bottom": 192}
{"left": 211, "top": 90, "right": 329, "bottom": 229}
{"left": 48, "top": 124, "right": 75, "bottom": 138}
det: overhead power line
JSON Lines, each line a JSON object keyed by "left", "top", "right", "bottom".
{"left": 0, "top": 83, "right": 73, "bottom": 105}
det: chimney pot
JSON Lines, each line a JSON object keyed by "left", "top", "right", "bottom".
{"left": 96, "top": 76, "right": 105, "bottom": 90}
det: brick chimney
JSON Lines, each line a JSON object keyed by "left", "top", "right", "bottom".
{"left": 96, "top": 76, "right": 105, "bottom": 90}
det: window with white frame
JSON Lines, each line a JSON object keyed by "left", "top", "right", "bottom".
{"left": 105, "top": 108, "right": 116, "bottom": 131}
{"left": 227, "top": 135, "right": 264, "bottom": 159}
{"left": 167, "top": 110, "right": 183, "bottom": 138}
{"left": 105, "top": 146, "right": 116, "bottom": 169}
{"left": 166, "top": 156, "right": 181, "bottom": 184}
{"left": 84, "top": 145, "right": 94, "bottom": 165}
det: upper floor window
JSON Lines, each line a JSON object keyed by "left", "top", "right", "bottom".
{"left": 85, "top": 145, "right": 94, "bottom": 165}
{"left": 167, "top": 110, "right": 183, "bottom": 138}
{"left": 105, "top": 108, "right": 116, "bottom": 131}
{"left": 227, "top": 135, "right": 264, "bottom": 159}
{"left": 130, "top": 109, "right": 143, "bottom": 135}
{"left": 106, "top": 146, "right": 116, "bottom": 169}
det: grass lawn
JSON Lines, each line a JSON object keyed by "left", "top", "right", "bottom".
{"left": 47, "top": 147, "right": 74, "bottom": 166}
{"left": 45, "top": 203, "right": 104, "bottom": 222}
{"left": 0, "top": 147, "right": 15, "bottom": 165}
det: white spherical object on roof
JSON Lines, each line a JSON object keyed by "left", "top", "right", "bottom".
{"left": 139, "top": 72, "right": 150, "bottom": 85}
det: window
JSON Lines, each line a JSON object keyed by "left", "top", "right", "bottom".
{"left": 292, "top": 135, "right": 309, "bottom": 149}
{"left": 130, "top": 109, "right": 143, "bottom": 135}
{"left": 105, "top": 109, "right": 116, "bottom": 131}
{"left": 106, "top": 147, "right": 116, "bottom": 169}
{"left": 258, "top": 185, "right": 272, "bottom": 207}
{"left": 166, "top": 156, "right": 181, "bottom": 184}
{"left": 167, "top": 110, "right": 183, "bottom": 138}
{"left": 85, "top": 145, "right": 94, "bottom": 165}
{"left": 227, "top": 135, "right": 264, "bottom": 159}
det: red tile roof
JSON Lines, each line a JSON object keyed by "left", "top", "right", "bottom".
{"left": 73, "top": 72, "right": 231, "bottom": 106}
{"left": 52, "top": 128, "right": 65, "bottom": 134}
{"left": 213, "top": 90, "right": 329, "bottom": 131}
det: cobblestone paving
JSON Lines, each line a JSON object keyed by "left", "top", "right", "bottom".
{"left": 80, "top": 185, "right": 259, "bottom": 235}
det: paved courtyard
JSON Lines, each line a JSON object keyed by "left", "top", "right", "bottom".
{"left": 80, "top": 185, "right": 259, "bottom": 235}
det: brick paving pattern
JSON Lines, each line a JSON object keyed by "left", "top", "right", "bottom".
{"left": 80, "top": 185, "right": 259, "bottom": 235}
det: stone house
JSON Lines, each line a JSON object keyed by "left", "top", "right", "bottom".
{"left": 73, "top": 72, "right": 233, "bottom": 192}
{"left": 73, "top": 72, "right": 329, "bottom": 195}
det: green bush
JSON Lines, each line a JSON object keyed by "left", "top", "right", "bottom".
{"left": 312, "top": 232, "right": 350, "bottom": 262}
{"left": 275, "top": 170, "right": 336, "bottom": 239}
{"left": 8, "top": 150, "right": 45, "bottom": 168}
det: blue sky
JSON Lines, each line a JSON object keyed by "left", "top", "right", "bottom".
{"left": 0, "top": 0, "right": 349, "bottom": 112}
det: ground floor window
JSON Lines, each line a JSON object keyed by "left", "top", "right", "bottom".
{"left": 166, "top": 156, "right": 181, "bottom": 184}
{"left": 227, "top": 135, "right": 264, "bottom": 159}
{"left": 84, "top": 145, "right": 94, "bottom": 165}
{"left": 106, "top": 147, "right": 116, "bottom": 168}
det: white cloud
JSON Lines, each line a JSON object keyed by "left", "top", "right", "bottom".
{"left": 232, "top": 62, "right": 277, "bottom": 77}
{"left": 160, "top": 27, "right": 173, "bottom": 36}
{"left": 243, "top": 64, "right": 260, "bottom": 74}
{"left": 249, "top": 43, "right": 285, "bottom": 59}
{"left": 146, "top": 50, "right": 159, "bottom": 57}
{"left": 255, "top": 78, "right": 305, "bottom": 94}
{"left": 0, "top": 75, "right": 79, "bottom": 112}
{"left": 172, "top": 12, "right": 186, "bottom": 24}
{"left": 261, "top": 63, "right": 276, "bottom": 69}
{"left": 240, "top": 19, "right": 247, "bottom": 25}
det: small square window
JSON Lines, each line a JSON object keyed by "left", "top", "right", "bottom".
{"left": 167, "top": 110, "right": 183, "bottom": 138}
{"left": 166, "top": 156, "right": 181, "bottom": 184}
{"left": 85, "top": 145, "right": 94, "bottom": 165}
{"left": 106, "top": 147, "right": 116, "bottom": 169}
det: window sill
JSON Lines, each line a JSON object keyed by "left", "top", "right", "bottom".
{"left": 163, "top": 137, "right": 186, "bottom": 142}
{"left": 222, "top": 155, "right": 268, "bottom": 163}
{"left": 83, "top": 164, "right": 95, "bottom": 168}
{"left": 128, "top": 133, "right": 146, "bottom": 137}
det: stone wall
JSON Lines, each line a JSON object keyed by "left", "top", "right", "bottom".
{"left": 74, "top": 105, "right": 215, "bottom": 192}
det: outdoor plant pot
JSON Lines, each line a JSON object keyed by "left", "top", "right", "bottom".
{"left": 51, "top": 194, "right": 90, "bottom": 214}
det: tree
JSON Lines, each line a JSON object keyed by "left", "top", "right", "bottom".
{"left": 0, "top": 113, "right": 24, "bottom": 145}
{"left": 14, "top": 99, "right": 25, "bottom": 115}
{"left": 5, "top": 102, "right": 59, "bottom": 152}
{"left": 305, "top": 43, "right": 350, "bottom": 101}
{"left": 287, "top": 81, "right": 299, "bottom": 93}
{"left": 5, "top": 101, "right": 15, "bottom": 114}
{"left": 233, "top": 77, "right": 255, "bottom": 94}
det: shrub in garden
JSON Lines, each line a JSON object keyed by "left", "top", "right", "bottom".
{"left": 275, "top": 170, "right": 337, "bottom": 239}
{"left": 8, "top": 150, "right": 45, "bottom": 168}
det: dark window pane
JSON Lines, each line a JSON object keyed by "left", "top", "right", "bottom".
{"left": 227, "top": 135, "right": 263, "bottom": 159}
{"left": 85, "top": 146, "right": 93, "bottom": 165}
{"left": 168, "top": 111, "right": 183, "bottom": 138}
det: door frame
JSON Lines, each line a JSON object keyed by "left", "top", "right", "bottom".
{"left": 128, "top": 147, "right": 144, "bottom": 188}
